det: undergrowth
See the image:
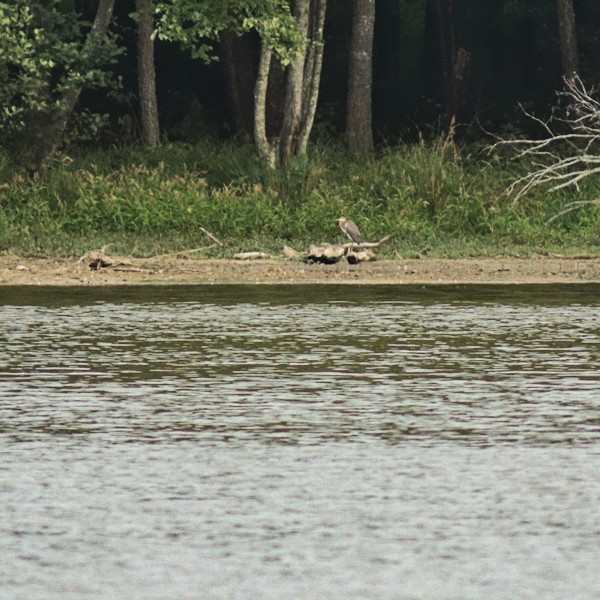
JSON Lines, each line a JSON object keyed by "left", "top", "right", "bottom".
{"left": 0, "top": 139, "right": 598, "bottom": 258}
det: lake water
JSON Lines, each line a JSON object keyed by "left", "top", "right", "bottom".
{"left": 1, "top": 284, "right": 599, "bottom": 599}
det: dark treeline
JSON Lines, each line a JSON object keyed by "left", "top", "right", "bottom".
{"left": 1, "top": 0, "right": 599, "bottom": 172}
{"left": 115, "top": 0, "right": 599, "bottom": 138}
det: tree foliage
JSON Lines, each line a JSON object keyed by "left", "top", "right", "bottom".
{"left": 0, "top": 0, "right": 598, "bottom": 180}
{"left": 156, "top": 0, "right": 305, "bottom": 65}
{"left": 0, "top": 0, "right": 120, "bottom": 145}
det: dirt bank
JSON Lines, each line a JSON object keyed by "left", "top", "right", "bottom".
{"left": 1, "top": 255, "right": 599, "bottom": 285}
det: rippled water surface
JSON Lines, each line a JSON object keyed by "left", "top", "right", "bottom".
{"left": 1, "top": 284, "right": 599, "bottom": 599}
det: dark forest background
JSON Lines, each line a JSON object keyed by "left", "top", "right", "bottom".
{"left": 74, "top": 0, "right": 599, "bottom": 146}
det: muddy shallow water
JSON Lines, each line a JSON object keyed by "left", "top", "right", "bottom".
{"left": 1, "top": 284, "right": 599, "bottom": 599}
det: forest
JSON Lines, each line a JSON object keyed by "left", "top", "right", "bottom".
{"left": 0, "top": 0, "right": 599, "bottom": 258}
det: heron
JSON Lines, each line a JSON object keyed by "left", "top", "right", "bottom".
{"left": 337, "top": 216, "right": 363, "bottom": 244}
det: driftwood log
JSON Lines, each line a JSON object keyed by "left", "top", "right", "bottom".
{"left": 233, "top": 251, "right": 271, "bottom": 260}
{"left": 78, "top": 244, "right": 117, "bottom": 271}
{"left": 305, "top": 235, "right": 391, "bottom": 264}
{"left": 282, "top": 245, "right": 302, "bottom": 260}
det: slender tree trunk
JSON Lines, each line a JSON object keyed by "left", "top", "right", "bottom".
{"left": 296, "top": 0, "right": 327, "bottom": 156}
{"left": 254, "top": 44, "right": 277, "bottom": 169}
{"left": 346, "top": 0, "right": 375, "bottom": 157}
{"left": 253, "top": 0, "right": 327, "bottom": 168}
{"left": 278, "top": 0, "right": 310, "bottom": 165}
{"left": 556, "top": 0, "right": 579, "bottom": 77}
{"left": 29, "top": 0, "right": 116, "bottom": 173}
{"left": 136, "top": 0, "right": 160, "bottom": 145}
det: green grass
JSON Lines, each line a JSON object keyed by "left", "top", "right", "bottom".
{"left": 1, "top": 139, "right": 599, "bottom": 258}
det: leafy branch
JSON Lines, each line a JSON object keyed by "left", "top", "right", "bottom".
{"left": 155, "top": 0, "right": 305, "bottom": 65}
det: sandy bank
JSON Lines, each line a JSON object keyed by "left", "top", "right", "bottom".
{"left": 1, "top": 255, "right": 599, "bottom": 286}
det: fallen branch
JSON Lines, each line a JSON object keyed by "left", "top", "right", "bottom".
{"left": 111, "top": 265, "right": 147, "bottom": 272}
{"left": 342, "top": 235, "right": 391, "bottom": 249}
{"left": 148, "top": 226, "right": 223, "bottom": 258}
{"left": 199, "top": 226, "right": 223, "bottom": 247}
{"left": 148, "top": 245, "right": 217, "bottom": 259}
{"left": 487, "top": 75, "right": 600, "bottom": 205}
{"left": 233, "top": 252, "right": 271, "bottom": 260}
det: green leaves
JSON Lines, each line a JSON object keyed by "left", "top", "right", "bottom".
{"left": 0, "top": 0, "right": 120, "bottom": 142}
{"left": 155, "top": 0, "right": 304, "bottom": 64}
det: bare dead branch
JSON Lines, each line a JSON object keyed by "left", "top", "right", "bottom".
{"left": 199, "top": 226, "right": 223, "bottom": 246}
{"left": 546, "top": 199, "right": 600, "bottom": 224}
{"left": 148, "top": 245, "right": 218, "bottom": 259}
{"left": 342, "top": 235, "right": 391, "bottom": 250}
{"left": 488, "top": 75, "right": 600, "bottom": 206}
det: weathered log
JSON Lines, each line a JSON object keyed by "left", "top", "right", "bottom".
{"left": 346, "top": 247, "right": 377, "bottom": 264}
{"left": 305, "top": 234, "right": 390, "bottom": 264}
{"left": 282, "top": 245, "right": 302, "bottom": 259}
{"left": 306, "top": 243, "right": 346, "bottom": 264}
{"left": 78, "top": 244, "right": 116, "bottom": 271}
{"left": 233, "top": 251, "right": 271, "bottom": 260}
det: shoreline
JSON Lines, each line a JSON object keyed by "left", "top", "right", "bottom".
{"left": 1, "top": 256, "right": 599, "bottom": 286}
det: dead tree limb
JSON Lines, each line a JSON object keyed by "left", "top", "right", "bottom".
{"left": 488, "top": 76, "right": 600, "bottom": 212}
{"left": 148, "top": 245, "right": 217, "bottom": 259}
{"left": 199, "top": 226, "right": 223, "bottom": 246}
{"left": 546, "top": 199, "right": 600, "bottom": 224}
{"left": 342, "top": 235, "right": 391, "bottom": 249}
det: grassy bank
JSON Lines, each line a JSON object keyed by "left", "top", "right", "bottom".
{"left": 1, "top": 139, "right": 599, "bottom": 258}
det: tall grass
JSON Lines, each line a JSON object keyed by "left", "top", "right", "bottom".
{"left": 0, "top": 139, "right": 598, "bottom": 257}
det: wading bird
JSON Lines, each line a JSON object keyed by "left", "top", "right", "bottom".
{"left": 337, "top": 216, "right": 363, "bottom": 244}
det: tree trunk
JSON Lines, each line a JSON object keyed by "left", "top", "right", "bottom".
{"left": 29, "top": 0, "right": 116, "bottom": 173}
{"left": 253, "top": 0, "right": 327, "bottom": 169}
{"left": 136, "top": 0, "right": 160, "bottom": 145}
{"left": 278, "top": 0, "right": 310, "bottom": 165}
{"left": 254, "top": 44, "right": 277, "bottom": 169}
{"left": 296, "top": 0, "right": 327, "bottom": 156}
{"left": 556, "top": 0, "right": 579, "bottom": 77}
{"left": 220, "top": 31, "right": 256, "bottom": 138}
{"left": 346, "top": 0, "right": 375, "bottom": 157}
